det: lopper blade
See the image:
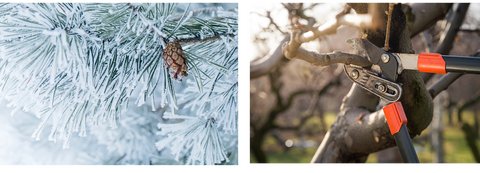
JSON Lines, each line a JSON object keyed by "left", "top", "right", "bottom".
{"left": 346, "top": 38, "right": 399, "bottom": 81}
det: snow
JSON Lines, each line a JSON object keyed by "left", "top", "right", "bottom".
{"left": 42, "top": 28, "right": 62, "bottom": 37}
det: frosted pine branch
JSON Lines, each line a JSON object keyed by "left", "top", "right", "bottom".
{"left": 90, "top": 104, "right": 163, "bottom": 165}
{"left": 0, "top": 2, "right": 237, "bottom": 154}
{"left": 156, "top": 115, "right": 230, "bottom": 165}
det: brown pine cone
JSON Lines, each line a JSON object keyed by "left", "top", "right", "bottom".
{"left": 163, "top": 39, "right": 188, "bottom": 81}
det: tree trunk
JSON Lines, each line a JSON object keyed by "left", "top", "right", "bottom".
{"left": 431, "top": 90, "right": 445, "bottom": 163}
{"left": 251, "top": 134, "right": 268, "bottom": 163}
{"left": 311, "top": 3, "right": 433, "bottom": 163}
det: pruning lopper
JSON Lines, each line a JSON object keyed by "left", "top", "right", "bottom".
{"left": 344, "top": 38, "right": 480, "bottom": 163}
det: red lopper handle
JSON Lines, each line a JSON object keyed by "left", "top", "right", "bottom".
{"left": 383, "top": 102, "right": 408, "bottom": 135}
{"left": 417, "top": 53, "right": 446, "bottom": 74}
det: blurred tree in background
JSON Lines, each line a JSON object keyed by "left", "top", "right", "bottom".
{"left": 250, "top": 3, "right": 480, "bottom": 163}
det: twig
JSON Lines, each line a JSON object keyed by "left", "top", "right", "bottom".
{"left": 286, "top": 13, "right": 377, "bottom": 49}
{"left": 266, "top": 11, "right": 286, "bottom": 34}
{"left": 176, "top": 33, "right": 235, "bottom": 45}
{"left": 384, "top": 3, "right": 395, "bottom": 51}
{"left": 282, "top": 14, "right": 371, "bottom": 59}
{"left": 282, "top": 4, "right": 381, "bottom": 60}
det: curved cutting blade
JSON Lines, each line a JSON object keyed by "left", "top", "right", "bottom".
{"left": 346, "top": 38, "right": 399, "bottom": 81}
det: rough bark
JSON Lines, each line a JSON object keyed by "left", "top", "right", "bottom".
{"left": 311, "top": 3, "right": 433, "bottom": 163}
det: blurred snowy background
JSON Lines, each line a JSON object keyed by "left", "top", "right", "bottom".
{"left": 0, "top": 0, "right": 241, "bottom": 167}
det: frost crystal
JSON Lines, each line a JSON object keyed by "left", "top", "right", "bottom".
{"left": 0, "top": 3, "right": 237, "bottom": 165}
{"left": 156, "top": 116, "right": 229, "bottom": 165}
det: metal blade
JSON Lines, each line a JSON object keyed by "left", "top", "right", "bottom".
{"left": 347, "top": 38, "right": 386, "bottom": 67}
{"left": 346, "top": 38, "right": 398, "bottom": 81}
{"left": 394, "top": 53, "right": 418, "bottom": 72}
{"left": 346, "top": 38, "right": 368, "bottom": 58}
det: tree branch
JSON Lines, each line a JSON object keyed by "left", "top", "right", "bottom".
{"left": 456, "top": 90, "right": 480, "bottom": 122}
{"left": 405, "top": 3, "right": 453, "bottom": 37}
{"left": 284, "top": 90, "right": 310, "bottom": 110}
{"left": 285, "top": 49, "right": 372, "bottom": 67}
{"left": 251, "top": 4, "right": 378, "bottom": 79}
{"left": 433, "top": 3, "right": 470, "bottom": 55}
{"left": 269, "top": 73, "right": 284, "bottom": 107}
{"left": 282, "top": 4, "right": 381, "bottom": 60}
{"left": 282, "top": 0, "right": 381, "bottom": 62}
{"left": 420, "top": 31, "right": 433, "bottom": 53}
{"left": 427, "top": 73, "right": 463, "bottom": 99}
{"left": 250, "top": 35, "right": 290, "bottom": 79}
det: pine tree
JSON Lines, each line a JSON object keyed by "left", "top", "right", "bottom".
{"left": 0, "top": 3, "right": 237, "bottom": 165}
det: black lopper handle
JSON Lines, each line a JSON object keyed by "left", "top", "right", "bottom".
{"left": 383, "top": 102, "right": 420, "bottom": 163}
{"left": 418, "top": 53, "right": 480, "bottom": 74}
{"left": 394, "top": 124, "right": 420, "bottom": 163}
{"left": 442, "top": 55, "right": 480, "bottom": 74}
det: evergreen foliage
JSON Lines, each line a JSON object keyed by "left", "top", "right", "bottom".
{"left": 0, "top": 3, "right": 237, "bottom": 165}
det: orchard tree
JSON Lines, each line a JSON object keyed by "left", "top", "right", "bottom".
{"left": 251, "top": 3, "right": 477, "bottom": 163}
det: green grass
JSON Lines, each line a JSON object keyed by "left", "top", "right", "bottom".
{"left": 252, "top": 111, "right": 480, "bottom": 163}
{"left": 250, "top": 148, "right": 319, "bottom": 163}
